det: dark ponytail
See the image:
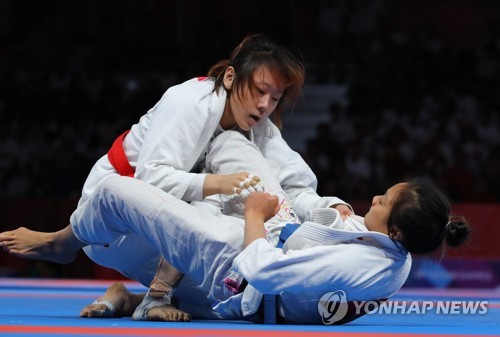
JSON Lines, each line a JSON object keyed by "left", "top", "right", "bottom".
{"left": 444, "top": 216, "right": 471, "bottom": 248}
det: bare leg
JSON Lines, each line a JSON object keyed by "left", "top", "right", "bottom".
{"left": 132, "top": 258, "right": 191, "bottom": 322}
{"left": 80, "top": 282, "right": 144, "bottom": 318}
{"left": 149, "top": 257, "right": 184, "bottom": 298}
{"left": 0, "top": 225, "right": 85, "bottom": 264}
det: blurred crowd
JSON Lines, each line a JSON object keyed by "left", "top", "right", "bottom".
{"left": 304, "top": 17, "right": 500, "bottom": 202}
{"left": 0, "top": 0, "right": 499, "bottom": 203}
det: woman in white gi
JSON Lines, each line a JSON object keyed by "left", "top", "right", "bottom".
{"left": 74, "top": 130, "right": 470, "bottom": 324}
{"left": 1, "top": 127, "right": 470, "bottom": 324}
{"left": 0, "top": 34, "right": 308, "bottom": 268}
{"left": 0, "top": 33, "right": 347, "bottom": 320}
{"left": 0, "top": 34, "right": 471, "bottom": 323}
{"left": 68, "top": 150, "right": 470, "bottom": 324}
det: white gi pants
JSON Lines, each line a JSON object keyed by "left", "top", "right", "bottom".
{"left": 71, "top": 131, "right": 296, "bottom": 315}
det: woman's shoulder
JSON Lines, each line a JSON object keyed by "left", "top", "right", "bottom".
{"left": 154, "top": 77, "right": 219, "bottom": 116}
{"left": 166, "top": 77, "right": 216, "bottom": 97}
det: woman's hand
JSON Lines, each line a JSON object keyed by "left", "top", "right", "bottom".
{"left": 203, "top": 172, "right": 263, "bottom": 198}
{"left": 243, "top": 192, "right": 279, "bottom": 247}
{"left": 244, "top": 192, "right": 279, "bottom": 223}
{"left": 332, "top": 204, "right": 353, "bottom": 221}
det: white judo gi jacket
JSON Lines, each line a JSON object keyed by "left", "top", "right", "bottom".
{"left": 78, "top": 76, "right": 344, "bottom": 221}
{"left": 72, "top": 171, "right": 410, "bottom": 324}
{"left": 215, "top": 210, "right": 412, "bottom": 324}
{"left": 71, "top": 76, "right": 407, "bottom": 324}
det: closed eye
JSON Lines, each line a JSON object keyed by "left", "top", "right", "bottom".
{"left": 255, "top": 86, "right": 265, "bottom": 95}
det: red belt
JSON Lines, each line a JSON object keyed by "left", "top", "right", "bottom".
{"left": 107, "top": 130, "right": 134, "bottom": 177}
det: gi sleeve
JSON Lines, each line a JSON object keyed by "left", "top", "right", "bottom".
{"left": 134, "top": 79, "right": 221, "bottom": 202}
{"left": 232, "top": 238, "right": 408, "bottom": 300}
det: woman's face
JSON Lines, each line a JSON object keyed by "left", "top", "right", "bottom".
{"left": 221, "top": 66, "right": 285, "bottom": 131}
{"left": 364, "top": 183, "right": 408, "bottom": 235}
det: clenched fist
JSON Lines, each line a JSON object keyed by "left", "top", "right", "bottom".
{"left": 244, "top": 192, "right": 279, "bottom": 224}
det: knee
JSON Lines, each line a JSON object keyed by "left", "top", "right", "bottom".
{"left": 98, "top": 176, "right": 130, "bottom": 194}
{"left": 206, "top": 131, "right": 268, "bottom": 175}
{"left": 209, "top": 130, "right": 258, "bottom": 154}
{"left": 212, "top": 130, "right": 249, "bottom": 145}
{"left": 92, "top": 176, "right": 132, "bottom": 206}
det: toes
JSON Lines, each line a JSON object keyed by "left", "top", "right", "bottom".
{"left": 80, "top": 306, "right": 96, "bottom": 318}
{"left": 167, "top": 311, "right": 191, "bottom": 322}
{"left": 80, "top": 308, "right": 91, "bottom": 318}
{"left": 80, "top": 302, "right": 114, "bottom": 318}
{"left": 148, "top": 306, "right": 191, "bottom": 322}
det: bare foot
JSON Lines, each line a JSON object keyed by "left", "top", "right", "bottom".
{"left": 81, "top": 282, "right": 144, "bottom": 318}
{"left": 0, "top": 225, "right": 83, "bottom": 264}
{"left": 148, "top": 304, "right": 191, "bottom": 322}
{"left": 132, "top": 292, "right": 191, "bottom": 322}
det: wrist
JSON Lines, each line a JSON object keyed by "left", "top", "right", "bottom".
{"left": 244, "top": 218, "right": 266, "bottom": 247}
{"left": 203, "top": 174, "right": 223, "bottom": 198}
{"left": 244, "top": 211, "right": 267, "bottom": 224}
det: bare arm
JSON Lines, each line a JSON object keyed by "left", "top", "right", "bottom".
{"left": 243, "top": 193, "right": 280, "bottom": 248}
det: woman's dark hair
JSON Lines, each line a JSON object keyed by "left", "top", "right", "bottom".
{"left": 388, "top": 179, "right": 471, "bottom": 254}
{"left": 207, "top": 34, "right": 305, "bottom": 128}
